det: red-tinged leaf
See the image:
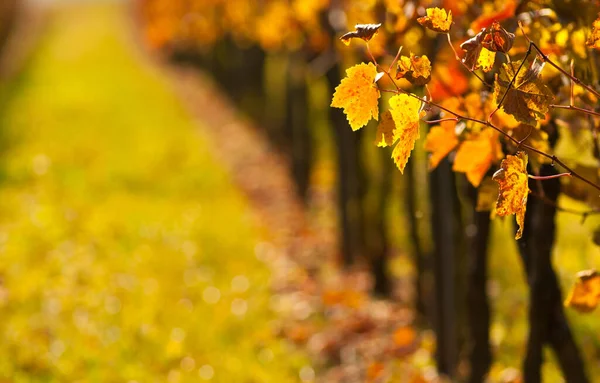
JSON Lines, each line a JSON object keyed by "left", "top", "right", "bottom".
{"left": 470, "top": 0, "right": 517, "bottom": 32}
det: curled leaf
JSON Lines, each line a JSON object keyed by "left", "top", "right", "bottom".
{"left": 565, "top": 269, "right": 600, "bottom": 313}
{"left": 396, "top": 53, "right": 432, "bottom": 85}
{"left": 586, "top": 15, "right": 600, "bottom": 49}
{"left": 340, "top": 23, "right": 382, "bottom": 45}
{"left": 461, "top": 22, "right": 512, "bottom": 71}
{"left": 387, "top": 94, "right": 422, "bottom": 173}
{"left": 493, "top": 56, "right": 554, "bottom": 124}
{"left": 331, "top": 62, "right": 380, "bottom": 131}
{"left": 492, "top": 151, "right": 529, "bottom": 240}
{"left": 418, "top": 8, "right": 452, "bottom": 33}
{"left": 481, "top": 22, "right": 515, "bottom": 53}
{"left": 460, "top": 33, "right": 484, "bottom": 71}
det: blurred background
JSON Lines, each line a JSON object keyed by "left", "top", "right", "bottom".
{"left": 0, "top": 0, "right": 600, "bottom": 382}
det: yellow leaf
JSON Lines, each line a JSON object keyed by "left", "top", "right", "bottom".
{"left": 331, "top": 62, "right": 380, "bottom": 131}
{"left": 453, "top": 129, "right": 503, "bottom": 187}
{"left": 493, "top": 56, "right": 554, "bottom": 124}
{"left": 388, "top": 94, "right": 422, "bottom": 173}
{"left": 396, "top": 53, "right": 432, "bottom": 85}
{"left": 565, "top": 269, "right": 600, "bottom": 313}
{"left": 418, "top": 8, "right": 452, "bottom": 33}
{"left": 492, "top": 151, "right": 529, "bottom": 240}
{"left": 477, "top": 47, "right": 495, "bottom": 72}
{"left": 375, "top": 110, "right": 396, "bottom": 147}
{"left": 586, "top": 15, "right": 600, "bottom": 50}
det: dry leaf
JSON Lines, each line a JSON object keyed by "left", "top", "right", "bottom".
{"left": 492, "top": 151, "right": 529, "bottom": 240}
{"left": 418, "top": 8, "right": 452, "bottom": 33}
{"left": 586, "top": 15, "right": 600, "bottom": 49}
{"left": 481, "top": 22, "right": 515, "bottom": 53}
{"left": 340, "top": 23, "right": 382, "bottom": 45}
{"left": 565, "top": 269, "right": 600, "bottom": 313}
{"left": 396, "top": 53, "right": 432, "bottom": 85}
{"left": 493, "top": 56, "right": 554, "bottom": 124}
{"left": 331, "top": 62, "right": 381, "bottom": 130}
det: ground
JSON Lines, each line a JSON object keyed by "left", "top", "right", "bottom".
{"left": 0, "top": 2, "right": 308, "bottom": 382}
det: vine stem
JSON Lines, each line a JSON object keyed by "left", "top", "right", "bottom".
{"left": 550, "top": 104, "right": 600, "bottom": 118}
{"left": 528, "top": 173, "right": 571, "bottom": 180}
{"left": 529, "top": 190, "right": 600, "bottom": 221}
{"left": 518, "top": 21, "right": 600, "bottom": 100}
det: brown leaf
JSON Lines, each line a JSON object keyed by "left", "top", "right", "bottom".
{"left": 460, "top": 33, "right": 484, "bottom": 71}
{"left": 340, "top": 23, "right": 382, "bottom": 45}
{"left": 396, "top": 53, "right": 432, "bottom": 85}
{"left": 493, "top": 56, "right": 554, "bottom": 124}
{"left": 481, "top": 22, "right": 515, "bottom": 53}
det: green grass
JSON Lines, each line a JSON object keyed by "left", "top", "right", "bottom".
{"left": 0, "top": 2, "right": 307, "bottom": 382}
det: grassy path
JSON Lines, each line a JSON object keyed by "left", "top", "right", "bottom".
{"left": 0, "top": 2, "right": 306, "bottom": 382}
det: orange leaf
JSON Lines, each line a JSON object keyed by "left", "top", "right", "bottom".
{"left": 565, "top": 269, "right": 600, "bottom": 313}
{"left": 418, "top": 8, "right": 452, "bottom": 33}
{"left": 586, "top": 15, "right": 600, "bottom": 49}
{"left": 367, "top": 362, "right": 385, "bottom": 382}
{"left": 393, "top": 326, "right": 417, "bottom": 348}
{"left": 387, "top": 94, "right": 423, "bottom": 173}
{"left": 424, "top": 119, "right": 458, "bottom": 169}
{"left": 453, "top": 129, "right": 503, "bottom": 187}
{"left": 331, "top": 62, "right": 380, "bottom": 131}
{"left": 470, "top": 0, "right": 517, "bottom": 32}
{"left": 340, "top": 23, "right": 382, "bottom": 46}
{"left": 492, "top": 151, "right": 529, "bottom": 240}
